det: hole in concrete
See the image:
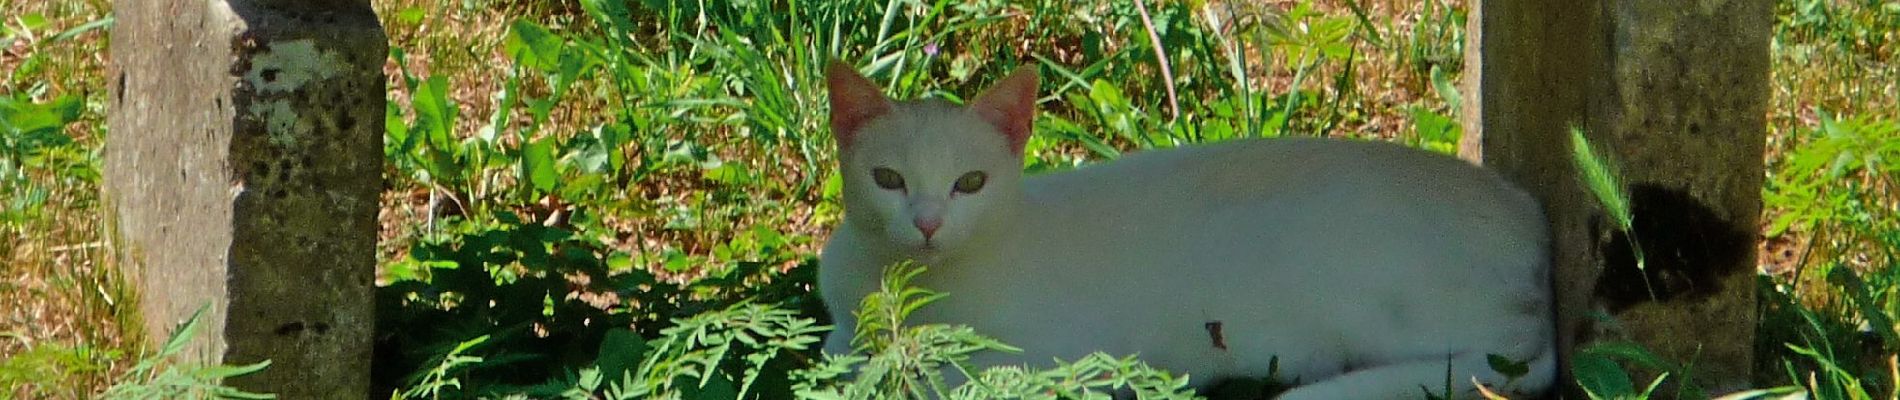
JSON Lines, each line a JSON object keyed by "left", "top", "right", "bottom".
{"left": 274, "top": 321, "right": 306, "bottom": 335}
{"left": 1595, "top": 185, "right": 1755, "bottom": 311}
{"left": 114, "top": 72, "right": 126, "bottom": 104}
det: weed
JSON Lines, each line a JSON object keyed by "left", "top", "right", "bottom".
{"left": 797, "top": 263, "right": 1194, "bottom": 399}
{"left": 96, "top": 305, "right": 273, "bottom": 400}
{"left": 0, "top": 340, "right": 116, "bottom": 399}
{"left": 386, "top": 261, "right": 1196, "bottom": 399}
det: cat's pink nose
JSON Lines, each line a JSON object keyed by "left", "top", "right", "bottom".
{"left": 914, "top": 217, "right": 942, "bottom": 240}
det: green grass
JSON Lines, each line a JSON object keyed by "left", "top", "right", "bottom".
{"left": 1755, "top": 0, "right": 1900, "bottom": 395}
{"left": 0, "top": 0, "right": 133, "bottom": 397}
{"left": 0, "top": 0, "right": 1896, "bottom": 398}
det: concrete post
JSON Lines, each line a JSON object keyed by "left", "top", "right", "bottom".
{"left": 1465, "top": 0, "right": 1770, "bottom": 393}
{"left": 105, "top": 0, "right": 384, "bottom": 397}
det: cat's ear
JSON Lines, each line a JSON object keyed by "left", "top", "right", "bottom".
{"left": 826, "top": 60, "right": 893, "bottom": 149}
{"left": 969, "top": 65, "right": 1039, "bottom": 153}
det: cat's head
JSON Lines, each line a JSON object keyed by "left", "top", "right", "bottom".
{"left": 826, "top": 60, "right": 1037, "bottom": 256}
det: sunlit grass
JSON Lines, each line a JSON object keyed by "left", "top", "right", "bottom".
{"left": 0, "top": 0, "right": 132, "bottom": 397}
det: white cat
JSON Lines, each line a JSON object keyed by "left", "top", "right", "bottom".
{"left": 817, "top": 61, "right": 1555, "bottom": 399}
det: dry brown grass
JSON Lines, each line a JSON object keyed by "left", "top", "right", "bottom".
{"left": 0, "top": 0, "right": 131, "bottom": 397}
{"left": 1, "top": 192, "right": 132, "bottom": 399}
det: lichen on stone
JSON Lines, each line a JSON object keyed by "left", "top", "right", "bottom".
{"left": 242, "top": 39, "right": 346, "bottom": 94}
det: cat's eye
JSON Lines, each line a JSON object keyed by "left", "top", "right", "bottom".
{"left": 872, "top": 167, "right": 906, "bottom": 190}
{"left": 953, "top": 171, "right": 987, "bottom": 194}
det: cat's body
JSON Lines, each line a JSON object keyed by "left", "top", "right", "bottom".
{"left": 819, "top": 62, "right": 1555, "bottom": 399}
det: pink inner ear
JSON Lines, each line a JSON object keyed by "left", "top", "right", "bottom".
{"left": 970, "top": 65, "right": 1039, "bottom": 153}
{"left": 826, "top": 61, "right": 892, "bottom": 148}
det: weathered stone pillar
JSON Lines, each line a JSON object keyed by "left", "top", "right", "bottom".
{"left": 1465, "top": 0, "right": 1770, "bottom": 394}
{"left": 106, "top": 0, "right": 384, "bottom": 397}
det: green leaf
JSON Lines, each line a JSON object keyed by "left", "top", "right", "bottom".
{"left": 526, "top": 97, "right": 558, "bottom": 128}
{"left": 505, "top": 19, "right": 564, "bottom": 71}
{"left": 1430, "top": 64, "right": 1462, "bottom": 111}
{"left": 160, "top": 305, "right": 212, "bottom": 359}
{"left": 569, "top": 140, "right": 612, "bottom": 175}
{"left": 1827, "top": 268, "right": 1900, "bottom": 349}
{"left": 1087, "top": 79, "right": 1128, "bottom": 111}
{"left": 410, "top": 75, "right": 457, "bottom": 150}
{"left": 663, "top": 249, "right": 693, "bottom": 273}
{"left": 1039, "top": 116, "right": 1121, "bottom": 159}
{"left": 1486, "top": 353, "right": 1530, "bottom": 379}
{"left": 194, "top": 359, "right": 273, "bottom": 380}
{"left": 383, "top": 102, "right": 411, "bottom": 157}
{"left": 1581, "top": 341, "right": 1674, "bottom": 372}
{"left": 598, "top": 123, "right": 628, "bottom": 173}
{"left": 48, "top": 15, "right": 112, "bottom": 43}
{"left": 449, "top": 335, "right": 490, "bottom": 355}
{"left": 1408, "top": 107, "right": 1460, "bottom": 155}
{"left": 596, "top": 329, "right": 649, "bottom": 383}
{"left": 17, "top": 13, "right": 47, "bottom": 32}
{"left": 701, "top": 162, "right": 751, "bottom": 186}
{"left": 396, "top": 7, "right": 427, "bottom": 25}
{"left": 579, "top": 0, "right": 637, "bottom": 48}
{"left": 548, "top": 41, "right": 598, "bottom": 100}
{"left": 521, "top": 137, "right": 559, "bottom": 194}
{"left": 3, "top": 94, "right": 82, "bottom": 135}
{"left": 688, "top": 363, "right": 739, "bottom": 400}
{"left": 606, "top": 251, "right": 634, "bottom": 271}
{"left": 1571, "top": 352, "right": 1634, "bottom": 400}
{"left": 821, "top": 172, "right": 844, "bottom": 201}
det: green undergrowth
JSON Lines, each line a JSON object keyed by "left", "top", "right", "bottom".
{"left": 387, "top": 262, "right": 1200, "bottom": 400}
{"left": 94, "top": 306, "right": 272, "bottom": 400}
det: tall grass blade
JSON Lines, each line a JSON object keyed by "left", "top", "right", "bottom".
{"left": 1827, "top": 267, "right": 1900, "bottom": 350}
{"left": 1570, "top": 126, "right": 1655, "bottom": 299}
{"left": 1569, "top": 126, "right": 1632, "bottom": 231}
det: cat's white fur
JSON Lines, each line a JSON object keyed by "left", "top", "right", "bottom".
{"left": 818, "top": 62, "right": 1555, "bottom": 399}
